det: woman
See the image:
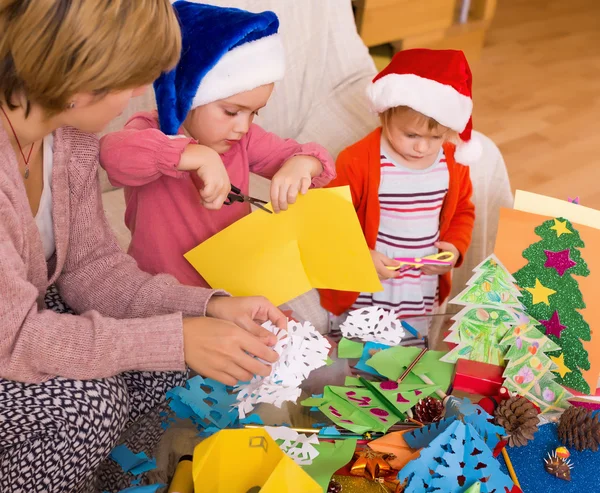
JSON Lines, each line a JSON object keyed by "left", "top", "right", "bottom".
{"left": 0, "top": 1, "right": 285, "bottom": 491}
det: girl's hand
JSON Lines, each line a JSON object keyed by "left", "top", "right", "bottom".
{"left": 370, "top": 249, "right": 401, "bottom": 280}
{"left": 270, "top": 156, "right": 323, "bottom": 213}
{"left": 178, "top": 144, "right": 231, "bottom": 209}
{"left": 182, "top": 316, "right": 279, "bottom": 386}
{"left": 420, "top": 242, "right": 460, "bottom": 275}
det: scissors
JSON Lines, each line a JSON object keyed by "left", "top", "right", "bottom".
{"left": 224, "top": 184, "right": 272, "bottom": 214}
{"left": 385, "top": 251, "right": 455, "bottom": 271}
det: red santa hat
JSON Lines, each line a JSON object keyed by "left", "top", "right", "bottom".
{"left": 367, "top": 48, "right": 481, "bottom": 164}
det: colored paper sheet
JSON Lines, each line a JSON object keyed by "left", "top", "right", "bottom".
{"left": 192, "top": 429, "right": 321, "bottom": 493}
{"left": 344, "top": 376, "right": 363, "bottom": 386}
{"left": 368, "top": 429, "right": 421, "bottom": 470}
{"left": 366, "top": 347, "right": 454, "bottom": 393}
{"left": 184, "top": 187, "right": 382, "bottom": 306}
{"left": 109, "top": 445, "right": 155, "bottom": 475}
{"left": 338, "top": 338, "right": 364, "bottom": 359}
{"left": 494, "top": 197, "right": 600, "bottom": 392}
{"left": 117, "top": 485, "right": 165, "bottom": 493}
{"left": 301, "top": 439, "right": 357, "bottom": 492}
{"left": 354, "top": 341, "right": 391, "bottom": 375}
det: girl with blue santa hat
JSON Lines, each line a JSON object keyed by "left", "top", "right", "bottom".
{"left": 100, "top": 1, "right": 335, "bottom": 287}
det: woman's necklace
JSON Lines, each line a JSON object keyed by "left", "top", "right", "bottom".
{"left": 0, "top": 105, "right": 35, "bottom": 179}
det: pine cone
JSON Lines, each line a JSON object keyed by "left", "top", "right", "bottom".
{"left": 414, "top": 397, "right": 444, "bottom": 424}
{"left": 558, "top": 406, "right": 600, "bottom": 452}
{"left": 544, "top": 451, "right": 572, "bottom": 481}
{"left": 494, "top": 396, "right": 539, "bottom": 447}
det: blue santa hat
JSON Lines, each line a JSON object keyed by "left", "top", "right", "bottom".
{"left": 154, "top": 1, "right": 285, "bottom": 135}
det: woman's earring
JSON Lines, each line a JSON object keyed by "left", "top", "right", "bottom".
{"left": 68, "top": 102, "right": 76, "bottom": 109}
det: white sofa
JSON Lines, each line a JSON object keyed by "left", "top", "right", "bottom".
{"left": 100, "top": 0, "right": 513, "bottom": 332}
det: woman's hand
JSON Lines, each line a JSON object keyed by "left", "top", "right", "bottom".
{"left": 182, "top": 317, "right": 279, "bottom": 386}
{"left": 420, "top": 242, "right": 459, "bottom": 275}
{"left": 269, "top": 155, "right": 322, "bottom": 213}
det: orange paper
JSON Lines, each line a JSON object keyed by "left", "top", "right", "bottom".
{"left": 367, "top": 429, "right": 421, "bottom": 470}
{"left": 494, "top": 207, "right": 600, "bottom": 391}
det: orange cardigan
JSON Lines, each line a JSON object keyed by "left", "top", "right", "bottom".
{"left": 319, "top": 128, "right": 475, "bottom": 316}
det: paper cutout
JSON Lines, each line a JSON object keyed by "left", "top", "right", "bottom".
{"left": 301, "top": 439, "right": 357, "bottom": 492}
{"left": 500, "top": 323, "right": 572, "bottom": 414}
{"left": 444, "top": 397, "right": 505, "bottom": 451}
{"left": 116, "top": 485, "right": 166, "bottom": 493}
{"left": 399, "top": 420, "right": 517, "bottom": 493}
{"left": 544, "top": 249, "right": 577, "bottom": 276}
{"left": 513, "top": 216, "right": 591, "bottom": 394}
{"left": 338, "top": 338, "right": 365, "bottom": 358}
{"left": 235, "top": 320, "right": 330, "bottom": 418}
{"left": 550, "top": 354, "right": 572, "bottom": 378}
{"left": 264, "top": 426, "right": 320, "bottom": 466}
{"left": 109, "top": 445, "right": 156, "bottom": 475}
{"left": 550, "top": 218, "right": 572, "bottom": 237}
{"left": 166, "top": 375, "right": 238, "bottom": 433}
{"left": 302, "top": 383, "right": 438, "bottom": 434}
{"left": 496, "top": 192, "right": 600, "bottom": 392}
{"left": 339, "top": 307, "right": 406, "bottom": 346}
{"left": 344, "top": 376, "right": 363, "bottom": 386}
{"left": 184, "top": 187, "right": 382, "bottom": 306}
{"left": 452, "top": 254, "right": 523, "bottom": 308}
{"left": 442, "top": 305, "right": 520, "bottom": 366}
{"left": 366, "top": 346, "right": 454, "bottom": 393}
{"left": 368, "top": 429, "right": 421, "bottom": 470}
{"left": 354, "top": 341, "right": 391, "bottom": 376}
{"left": 192, "top": 429, "right": 321, "bottom": 493}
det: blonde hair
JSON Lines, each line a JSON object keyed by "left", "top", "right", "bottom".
{"left": 0, "top": 0, "right": 181, "bottom": 115}
{"left": 380, "top": 106, "right": 458, "bottom": 140}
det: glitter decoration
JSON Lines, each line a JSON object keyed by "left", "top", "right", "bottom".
{"left": 544, "top": 249, "right": 577, "bottom": 276}
{"left": 513, "top": 217, "right": 591, "bottom": 394}
{"left": 540, "top": 311, "right": 567, "bottom": 338}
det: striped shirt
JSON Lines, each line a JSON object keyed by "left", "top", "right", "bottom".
{"left": 352, "top": 139, "right": 449, "bottom": 342}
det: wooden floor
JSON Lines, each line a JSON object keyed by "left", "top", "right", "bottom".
{"left": 473, "top": 0, "right": 600, "bottom": 208}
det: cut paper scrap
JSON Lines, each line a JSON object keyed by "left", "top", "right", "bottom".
{"left": 495, "top": 191, "right": 600, "bottom": 393}
{"left": 513, "top": 216, "right": 590, "bottom": 393}
{"left": 442, "top": 305, "right": 520, "bottom": 366}
{"left": 166, "top": 375, "right": 238, "bottom": 433}
{"left": 368, "top": 429, "right": 421, "bottom": 470}
{"left": 354, "top": 341, "right": 391, "bottom": 376}
{"left": 337, "top": 337, "right": 364, "bottom": 358}
{"left": 499, "top": 322, "right": 572, "bottom": 415}
{"left": 235, "top": 320, "right": 330, "bottom": 418}
{"left": 399, "top": 419, "right": 519, "bottom": 493}
{"left": 301, "top": 439, "right": 357, "bottom": 492}
{"left": 185, "top": 186, "right": 382, "bottom": 306}
{"left": 113, "top": 485, "right": 166, "bottom": 493}
{"left": 366, "top": 346, "right": 454, "bottom": 393}
{"left": 263, "top": 426, "right": 320, "bottom": 466}
{"left": 109, "top": 445, "right": 156, "bottom": 476}
{"left": 192, "top": 429, "right": 321, "bottom": 493}
{"left": 339, "top": 306, "right": 406, "bottom": 346}
{"left": 499, "top": 422, "right": 600, "bottom": 492}
{"left": 301, "top": 383, "right": 439, "bottom": 434}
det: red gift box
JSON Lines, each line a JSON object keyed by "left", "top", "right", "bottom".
{"left": 453, "top": 358, "right": 505, "bottom": 396}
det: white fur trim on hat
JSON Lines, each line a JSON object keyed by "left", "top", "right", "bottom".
{"left": 367, "top": 73, "right": 473, "bottom": 132}
{"left": 191, "top": 33, "right": 285, "bottom": 108}
{"left": 455, "top": 135, "right": 483, "bottom": 164}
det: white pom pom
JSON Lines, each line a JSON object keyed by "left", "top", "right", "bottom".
{"left": 454, "top": 136, "right": 483, "bottom": 164}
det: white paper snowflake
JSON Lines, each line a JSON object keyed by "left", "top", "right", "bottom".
{"left": 264, "top": 426, "right": 320, "bottom": 466}
{"left": 235, "top": 320, "right": 331, "bottom": 418}
{"left": 340, "top": 306, "right": 406, "bottom": 345}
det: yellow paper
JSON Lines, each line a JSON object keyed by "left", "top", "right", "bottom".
{"left": 185, "top": 187, "right": 382, "bottom": 306}
{"left": 192, "top": 429, "right": 321, "bottom": 493}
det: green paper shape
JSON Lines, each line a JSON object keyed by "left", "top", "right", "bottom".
{"left": 344, "top": 376, "right": 364, "bottom": 387}
{"left": 453, "top": 254, "right": 523, "bottom": 308}
{"left": 500, "top": 323, "right": 572, "bottom": 414}
{"left": 301, "top": 439, "right": 357, "bottom": 492}
{"left": 338, "top": 338, "right": 364, "bottom": 358}
{"left": 366, "top": 347, "right": 454, "bottom": 393}
{"left": 325, "top": 356, "right": 334, "bottom": 366}
{"left": 464, "top": 482, "right": 482, "bottom": 493}
{"left": 513, "top": 217, "right": 591, "bottom": 394}
{"left": 441, "top": 305, "right": 519, "bottom": 366}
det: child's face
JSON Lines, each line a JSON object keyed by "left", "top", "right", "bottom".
{"left": 384, "top": 111, "right": 450, "bottom": 167}
{"left": 184, "top": 83, "right": 274, "bottom": 154}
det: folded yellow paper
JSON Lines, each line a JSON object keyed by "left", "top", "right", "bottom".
{"left": 192, "top": 429, "right": 321, "bottom": 493}
{"left": 185, "top": 186, "right": 382, "bottom": 306}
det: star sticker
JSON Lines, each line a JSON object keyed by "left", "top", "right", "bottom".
{"left": 568, "top": 196, "right": 580, "bottom": 204}
{"left": 551, "top": 353, "right": 572, "bottom": 378}
{"left": 544, "top": 249, "right": 576, "bottom": 276}
{"left": 550, "top": 218, "right": 572, "bottom": 237}
{"left": 540, "top": 311, "right": 567, "bottom": 338}
{"left": 525, "top": 279, "right": 556, "bottom": 305}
